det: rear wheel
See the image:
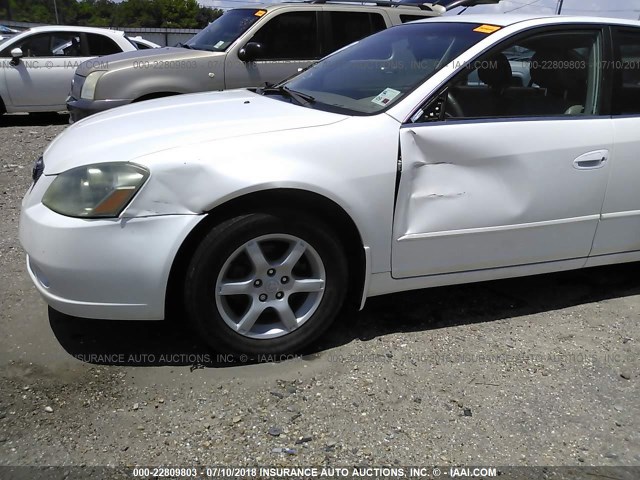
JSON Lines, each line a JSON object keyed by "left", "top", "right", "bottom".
{"left": 184, "top": 212, "right": 348, "bottom": 354}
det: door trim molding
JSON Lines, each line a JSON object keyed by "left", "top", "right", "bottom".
{"left": 397, "top": 214, "right": 600, "bottom": 241}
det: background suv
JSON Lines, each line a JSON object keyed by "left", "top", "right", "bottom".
{"left": 67, "top": 0, "right": 500, "bottom": 121}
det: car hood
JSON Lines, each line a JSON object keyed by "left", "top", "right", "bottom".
{"left": 75, "top": 46, "right": 217, "bottom": 76}
{"left": 43, "top": 90, "right": 348, "bottom": 174}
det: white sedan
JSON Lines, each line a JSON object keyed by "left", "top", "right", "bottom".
{"left": 127, "top": 36, "right": 161, "bottom": 50}
{"left": 20, "top": 15, "right": 640, "bottom": 354}
{"left": 0, "top": 25, "right": 137, "bottom": 114}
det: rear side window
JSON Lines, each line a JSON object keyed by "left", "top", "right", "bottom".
{"left": 85, "top": 33, "right": 122, "bottom": 56}
{"left": 612, "top": 29, "right": 640, "bottom": 115}
{"left": 249, "top": 11, "right": 319, "bottom": 60}
{"left": 401, "top": 15, "right": 430, "bottom": 23}
{"left": 324, "top": 12, "right": 386, "bottom": 54}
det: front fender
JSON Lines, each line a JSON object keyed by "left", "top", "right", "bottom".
{"left": 125, "top": 115, "right": 402, "bottom": 273}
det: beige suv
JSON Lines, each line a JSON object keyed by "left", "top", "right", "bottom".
{"left": 67, "top": 0, "right": 499, "bottom": 121}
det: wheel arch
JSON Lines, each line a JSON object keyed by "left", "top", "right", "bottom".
{"left": 165, "top": 188, "right": 367, "bottom": 320}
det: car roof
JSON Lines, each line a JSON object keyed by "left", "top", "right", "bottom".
{"left": 235, "top": 2, "right": 443, "bottom": 14}
{"left": 23, "top": 25, "right": 126, "bottom": 36}
{"left": 413, "top": 13, "right": 640, "bottom": 28}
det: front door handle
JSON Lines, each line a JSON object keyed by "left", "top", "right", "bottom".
{"left": 573, "top": 150, "right": 609, "bottom": 170}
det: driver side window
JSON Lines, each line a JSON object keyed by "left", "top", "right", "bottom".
{"left": 248, "top": 12, "right": 320, "bottom": 61}
{"left": 417, "top": 29, "right": 603, "bottom": 122}
{"left": 14, "top": 33, "right": 85, "bottom": 57}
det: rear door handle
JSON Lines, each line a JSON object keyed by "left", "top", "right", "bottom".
{"left": 573, "top": 150, "right": 609, "bottom": 170}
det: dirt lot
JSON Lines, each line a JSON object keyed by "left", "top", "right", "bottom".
{"left": 0, "top": 114, "right": 638, "bottom": 476}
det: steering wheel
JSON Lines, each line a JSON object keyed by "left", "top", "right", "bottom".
{"left": 445, "top": 91, "right": 464, "bottom": 119}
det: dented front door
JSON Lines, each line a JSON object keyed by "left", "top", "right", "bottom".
{"left": 391, "top": 119, "right": 613, "bottom": 278}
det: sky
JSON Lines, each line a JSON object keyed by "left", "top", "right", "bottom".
{"left": 198, "top": 0, "right": 640, "bottom": 19}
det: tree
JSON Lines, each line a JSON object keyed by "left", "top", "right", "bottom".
{"left": 3, "top": 0, "right": 222, "bottom": 29}
{"left": 156, "top": 0, "right": 199, "bottom": 28}
{"left": 114, "top": 0, "right": 160, "bottom": 28}
{"left": 196, "top": 5, "right": 222, "bottom": 26}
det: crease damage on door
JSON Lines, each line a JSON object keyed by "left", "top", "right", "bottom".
{"left": 396, "top": 129, "right": 530, "bottom": 238}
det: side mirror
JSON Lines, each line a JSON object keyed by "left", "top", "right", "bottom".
{"left": 238, "top": 42, "right": 263, "bottom": 62}
{"left": 10, "top": 47, "right": 22, "bottom": 65}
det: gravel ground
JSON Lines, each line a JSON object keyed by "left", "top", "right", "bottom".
{"left": 0, "top": 115, "right": 638, "bottom": 475}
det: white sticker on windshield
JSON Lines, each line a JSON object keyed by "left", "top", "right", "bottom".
{"left": 214, "top": 41, "right": 225, "bottom": 49}
{"left": 371, "top": 88, "right": 401, "bottom": 107}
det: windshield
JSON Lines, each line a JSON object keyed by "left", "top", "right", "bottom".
{"left": 283, "top": 23, "right": 491, "bottom": 115}
{"left": 185, "top": 9, "right": 263, "bottom": 52}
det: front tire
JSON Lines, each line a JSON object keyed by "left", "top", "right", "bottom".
{"left": 184, "top": 212, "right": 348, "bottom": 354}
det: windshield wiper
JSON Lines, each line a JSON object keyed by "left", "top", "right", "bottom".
{"left": 181, "top": 43, "right": 193, "bottom": 49}
{"left": 258, "top": 85, "right": 315, "bottom": 107}
{"left": 283, "top": 87, "right": 315, "bottom": 106}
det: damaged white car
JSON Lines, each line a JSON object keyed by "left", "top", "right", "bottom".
{"left": 20, "top": 15, "right": 640, "bottom": 354}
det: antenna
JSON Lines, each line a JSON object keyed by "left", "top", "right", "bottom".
{"left": 556, "top": 0, "right": 564, "bottom": 15}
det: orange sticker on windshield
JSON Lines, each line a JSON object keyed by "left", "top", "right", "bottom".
{"left": 474, "top": 24, "right": 501, "bottom": 34}
{"left": 255, "top": 9, "right": 267, "bottom": 17}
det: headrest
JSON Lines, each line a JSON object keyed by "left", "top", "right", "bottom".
{"left": 530, "top": 50, "right": 587, "bottom": 93}
{"left": 478, "top": 53, "right": 512, "bottom": 89}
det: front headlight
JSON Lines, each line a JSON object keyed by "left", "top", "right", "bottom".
{"left": 80, "top": 71, "right": 106, "bottom": 100}
{"left": 42, "top": 163, "right": 149, "bottom": 218}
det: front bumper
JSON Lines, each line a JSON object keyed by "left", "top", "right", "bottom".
{"left": 67, "top": 96, "right": 133, "bottom": 123}
{"left": 20, "top": 177, "right": 204, "bottom": 320}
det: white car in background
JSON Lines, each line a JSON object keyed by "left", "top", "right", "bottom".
{"left": 20, "top": 15, "right": 640, "bottom": 354}
{"left": 0, "top": 25, "right": 137, "bottom": 114}
{"left": 0, "top": 25, "right": 22, "bottom": 42}
{"left": 128, "top": 36, "right": 161, "bottom": 50}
